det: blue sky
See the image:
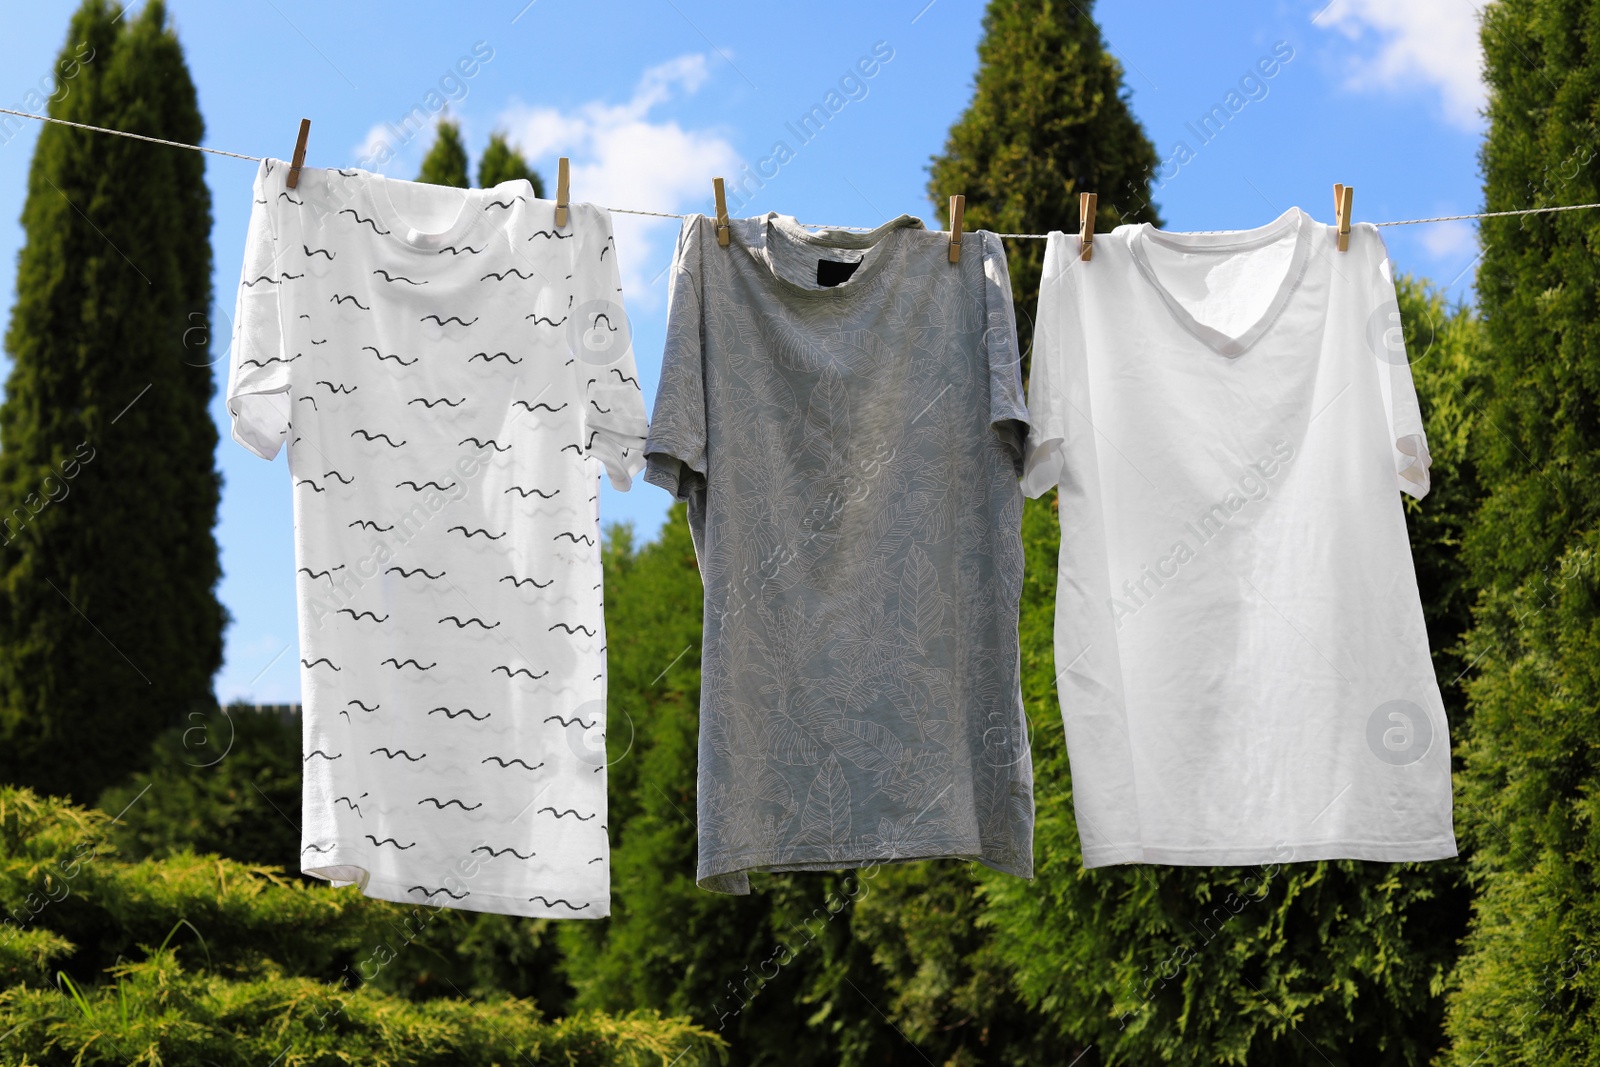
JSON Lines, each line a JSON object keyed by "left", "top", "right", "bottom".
{"left": 0, "top": 0, "right": 1487, "bottom": 704}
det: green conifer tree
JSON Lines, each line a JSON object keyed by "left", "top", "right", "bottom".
{"left": 416, "top": 118, "right": 470, "bottom": 187}
{"left": 1443, "top": 1, "right": 1600, "bottom": 1060}
{"left": 0, "top": 0, "right": 225, "bottom": 803}
{"left": 928, "top": 0, "right": 1162, "bottom": 371}
{"left": 477, "top": 132, "right": 544, "bottom": 196}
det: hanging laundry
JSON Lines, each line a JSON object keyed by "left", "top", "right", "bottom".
{"left": 645, "top": 212, "right": 1035, "bottom": 895}
{"left": 1020, "top": 206, "right": 1456, "bottom": 867}
{"left": 226, "top": 159, "right": 647, "bottom": 917}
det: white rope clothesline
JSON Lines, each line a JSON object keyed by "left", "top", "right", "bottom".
{"left": 3, "top": 105, "right": 1594, "bottom": 237}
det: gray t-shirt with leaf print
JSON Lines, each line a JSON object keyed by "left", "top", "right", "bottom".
{"left": 644, "top": 212, "right": 1035, "bottom": 894}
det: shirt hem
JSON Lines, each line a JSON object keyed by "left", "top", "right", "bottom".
{"left": 1080, "top": 835, "right": 1458, "bottom": 869}
{"left": 697, "top": 840, "right": 1033, "bottom": 895}
{"left": 304, "top": 862, "right": 609, "bottom": 919}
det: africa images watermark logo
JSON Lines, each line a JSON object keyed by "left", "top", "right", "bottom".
{"left": 1365, "top": 699, "right": 1434, "bottom": 766}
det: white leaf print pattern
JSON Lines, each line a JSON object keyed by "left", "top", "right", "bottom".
{"left": 798, "top": 756, "right": 852, "bottom": 846}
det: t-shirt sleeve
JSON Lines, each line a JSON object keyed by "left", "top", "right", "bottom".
{"left": 1363, "top": 225, "right": 1432, "bottom": 499}
{"left": 980, "top": 230, "right": 1030, "bottom": 477}
{"left": 1018, "top": 233, "right": 1074, "bottom": 498}
{"left": 226, "top": 158, "right": 293, "bottom": 461}
{"left": 642, "top": 216, "right": 708, "bottom": 501}
{"left": 573, "top": 206, "right": 649, "bottom": 491}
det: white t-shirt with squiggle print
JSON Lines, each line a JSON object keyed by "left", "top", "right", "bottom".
{"left": 227, "top": 159, "right": 646, "bottom": 918}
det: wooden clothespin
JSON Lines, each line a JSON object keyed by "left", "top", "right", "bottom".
{"left": 713, "top": 177, "right": 730, "bottom": 247}
{"left": 286, "top": 118, "right": 310, "bottom": 190}
{"left": 554, "top": 157, "right": 570, "bottom": 227}
{"left": 1079, "top": 191, "right": 1098, "bottom": 261}
{"left": 1333, "top": 183, "right": 1353, "bottom": 251}
{"left": 947, "top": 194, "right": 965, "bottom": 263}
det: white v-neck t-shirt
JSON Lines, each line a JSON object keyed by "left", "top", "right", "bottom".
{"left": 1020, "top": 206, "right": 1456, "bottom": 867}
{"left": 226, "top": 159, "right": 647, "bottom": 916}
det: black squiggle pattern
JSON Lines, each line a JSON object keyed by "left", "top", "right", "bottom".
{"left": 305, "top": 749, "right": 342, "bottom": 761}
{"left": 243, "top": 272, "right": 303, "bottom": 287}
{"left": 537, "top": 807, "right": 596, "bottom": 821}
{"left": 370, "top": 747, "right": 426, "bottom": 761}
{"left": 298, "top": 566, "right": 345, "bottom": 579}
{"left": 473, "top": 845, "right": 536, "bottom": 859}
{"left": 373, "top": 269, "right": 427, "bottom": 285}
{"left": 339, "top": 209, "right": 391, "bottom": 234}
{"left": 435, "top": 244, "right": 484, "bottom": 256}
{"left": 560, "top": 443, "right": 583, "bottom": 455}
{"left": 459, "top": 436, "right": 509, "bottom": 451}
{"left": 330, "top": 293, "right": 371, "bottom": 310}
{"left": 351, "top": 429, "right": 406, "bottom": 447}
{"left": 303, "top": 244, "right": 335, "bottom": 259}
{"left": 554, "top": 532, "right": 596, "bottom": 546}
{"left": 528, "top": 229, "right": 574, "bottom": 241}
{"left": 468, "top": 351, "right": 521, "bottom": 365}
{"left": 409, "top": 885, "right": 468, "bottom": 898}
{"left": 492, "top": 666, "right": 549, "bottom": 680}
{"left": 408, "top": 396, "right": 464, "bottom": 408}
{"left": 381, "top": 658, "right": 436, "bottom": 670}
{"left": 302, "top": 657, "right": 341, "bottom": 671}
{"left": 386, "top": 566, "right": 443, "bottom": 579}
{"left": 505, "top": 486, "right": 558, "bottom": 498}
{"left": 335, "top": 796, "right": 363, "bottom": 816}
{"left": 421, "top": 314, "right": 478, "bottom": 326}
{"left": 366, "top": 835, "right": 417, "bottom": 849}
{"left": 513, "top": 400, "right": 567, "bottom": 413}
{"left": 528, "top": 895, "right": 592, "bottom": 910}
{"left": 316, "top": 380, "right": 358, "bottom": 394}
{"left": 439, "top": 615, "right": 500, "bottom": 630}
{"left": 350, "top": 520, "right": 395, "bottom": 532}
{"left": 448, "top": 526, "right": 505, "bottom": 540}
{"left": 611, "top": 368, "right": 640, "bottom": 386}
{"left": 362, "top": 345, "right": 417, "bottom": 366}
{"left": 482, "top": 267, "right": 535, "bottom": 280}
{"left": 278, "top": 191, "right": 303, "bottom": 205}
{"left": 430, "top": 707, "right": 490, "bottom": 721}
{"left": 396, "top": 480, "right": 455, "bottom": 492}
{"left": 544, "top": 714, "right": 597, "bottom": 728}
{"left": 295, "top": 478, "right": 325, "bottom": 493}
{"left": 323, "top": 470, "right": 354, "bottom": 484}
{"left": 241, "top": 354, "right": 301, "bottom": 368}
{"left": 526, "top": 314, "right": 568, "bottom": 326}
{"left": 337, "top": 608, "right": 388, "bottom": 623}
{"left": 419, "top": 797, "right": 483, "bottom": 811}
{"left": 482, "top": 756, "right": 544, "bottom": 770}
{"left": 549, "top": 622, "right": 597, "bottom": 636}
{"left": 500, "top": 575, "right": 553, "bottom": 588}
{"left": 347, "top": 699, "right": 379, "bottom": 712}
{"left": 485, "top": 195, "right": 527, "bottom": 210}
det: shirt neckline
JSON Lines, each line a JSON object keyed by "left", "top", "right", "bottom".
{"left": 1126, "top": 206, "right": 1314, "bottom": 358}
{"left": 363, "top": 171, "right": 496, "bottom": 253}
{"left": 743, "top": 212, "right": 924, "bottom": 299}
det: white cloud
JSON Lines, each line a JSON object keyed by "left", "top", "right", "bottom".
{"left": 497, "top": 54, "right": 743, "bottom": 308}
{"left": 1419, "top": 217, "right": 1478, "bottom": 260}
{"left": 1314, "top": 0, "right": 1487, "bottom": 130}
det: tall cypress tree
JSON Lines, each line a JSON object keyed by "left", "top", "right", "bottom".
{"left": 1443, "top": 2, "right": 1600, "bottom": 1060}
{"left": 416, "top": 118, "right": 470, "bottom": 188}
{"left": 0, "top": 0, "right": 225, "bottom": 803}
{"left": 928, "top": 0, "right": 1162, "bottom": 372}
